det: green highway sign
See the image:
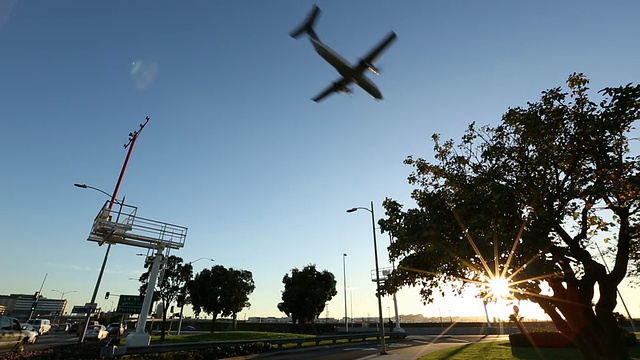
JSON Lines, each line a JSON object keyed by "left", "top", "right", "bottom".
{"left": 116, "top": 295, "right": 143, "bottom": 314}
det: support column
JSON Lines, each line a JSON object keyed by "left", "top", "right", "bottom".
{"left": 126, "top": 250, "right": 163, "bottom": 347}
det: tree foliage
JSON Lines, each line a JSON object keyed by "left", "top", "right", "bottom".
{"left": 189, "top": 265, "right": 255, "bottom": 332}
{"left": 379, "top": 74, "right": 640, "bottom": 360}
{"left": 139, "top": 255, "right": 192, "bottom": 340}
{"left": 277, "top": 264, "right": 337, "bottom": 327}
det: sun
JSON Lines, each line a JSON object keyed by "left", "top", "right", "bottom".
{"left": 488, "top": 277, "right": 510, "bottom": 299}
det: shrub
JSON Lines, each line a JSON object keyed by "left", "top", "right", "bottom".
{"left": 509, "top": 331, "right": 574, "bottom": 348}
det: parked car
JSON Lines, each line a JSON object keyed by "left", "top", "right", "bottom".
{"left": 180, "top": 325, "right": 196, "bottom": 331}
{"left": 0, "top": 316, "right": 29, "bottom": 353}
{"left": 84, "top": 325, "right": 108, "bottom": 341}
{"left": 54, "top": 323, "right": 70, "bottom": 332}
{"left": 68, "top": 322, "right": 80, "bottom": 333}
{"left": 20, "top": 324, "right": 38, "bottom": 344}
{"left": 106, "top": 323, "right": 126, "bottom": 336}
{"left": 25, "top": 319, "right": 51, "bottom": 335}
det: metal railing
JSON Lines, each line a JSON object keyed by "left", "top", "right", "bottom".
{"left": 101, "top": 332, "right": 407, "bottom": 358}
{"left": 88, "top": 200, "right": 187, "bottom": 250}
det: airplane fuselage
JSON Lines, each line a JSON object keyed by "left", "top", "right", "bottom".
{"left": 309, "top": 38, "right": 383, "bottom": 99}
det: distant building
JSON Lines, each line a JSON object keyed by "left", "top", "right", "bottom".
{"left": 247, "top": 316, "right": 292, "bottom": 323}
{"left": 0, "top": 294, "right": 66, "bottom": 321}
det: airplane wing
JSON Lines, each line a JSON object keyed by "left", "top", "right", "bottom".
{"left": 356, "top": 31, "right": 398, "bottom": 74}
{"left": 312, "top": 78, "right": 353, "bottom": 102}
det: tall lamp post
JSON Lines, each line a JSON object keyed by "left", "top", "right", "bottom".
{"left": 343, "top": 253, "right": 348, "bottom": 332}
{"left": 74, "top": 183, "right": 124, "bottom": 343}
{"left": 51, "top": 289, "right": 76, "bottom": 322}
{"left": 347, "top": 201, "right": 386, "bottom": 355}
{"left": 177, "top": 257, "right": 214, "bottom": 335}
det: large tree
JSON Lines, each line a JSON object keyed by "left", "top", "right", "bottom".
{"left": 222, "top": 268, "right": 255, "bottom": 330}
{"left": 277, "top": 264, "right": 337, "bottom": 328}
{"left": 139, "top": 255, "right": 192, "bottom": 340}
{"left": 379, "top": 74, "right": 640, "bottom": 360}
{"left": 189, "top": 265, "right": 255, "bottom": 332}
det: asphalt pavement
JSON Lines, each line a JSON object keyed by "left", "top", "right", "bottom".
{"left": 227, "top": 334, "right": 507, "bottom": 360}
{"left": 356, "top": 334, "right": 506, "bottom": 360}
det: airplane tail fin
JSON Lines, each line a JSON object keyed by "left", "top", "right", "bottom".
{"left": 290, "top": 5, "right": 321, "bottom": 40}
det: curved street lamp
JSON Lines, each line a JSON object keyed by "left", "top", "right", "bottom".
{"left": 74, "top": 183, "right": 122, "bottom": 343}
{"left": 51, "top": 289, "right": 77, "bottom": 321}
{"left": 347, "top": 201, "right": 386, "bottom": 355}
{"left": 74, "top": 184, "right": 115, "bottom": 200}
{"left": 177, "top": 257, "right": 214, "bottom": 335}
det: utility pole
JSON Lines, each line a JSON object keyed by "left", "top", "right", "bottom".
{"left": 29, "top": 273, "right": 47, "bottom": 320}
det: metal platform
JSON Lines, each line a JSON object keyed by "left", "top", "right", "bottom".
{"left": 87, "top": 200, "right": 186, "bottom": 250}
{"left": 371, "top": 267, "right": 393, "bottom": 286}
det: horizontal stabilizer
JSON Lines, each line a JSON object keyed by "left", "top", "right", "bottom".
{"left": 290, "top": 5, "right": 321, "bottom": 40}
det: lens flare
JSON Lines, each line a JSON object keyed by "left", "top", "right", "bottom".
{"left": 130, "top": 59, "right": 158, "bottom": 90}
{"left": 488, "top": 277, "right": 510, "bottom": 299}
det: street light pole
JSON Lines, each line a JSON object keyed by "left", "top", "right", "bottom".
{"left": 75, "top": 184, "right": 124, "bottom": 343}
{"left": 51, "top": 289, "right": 77, "bottom": 323}
{"left": 343, "top": 253, "right": 348, "bottom": 332}
{"left": 177, "top": 257, "right": 214, "bottom": 335}
{"left": 347, "top": 201, "right": 386, "bottom": 355}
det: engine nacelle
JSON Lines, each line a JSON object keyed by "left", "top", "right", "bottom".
{"left": 335, "top": 82, "right": 351, "bottom": 94}
{"left": 360, "top": 61, "right": 379, "bottom": 75}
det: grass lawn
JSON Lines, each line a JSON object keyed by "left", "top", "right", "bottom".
{"left": 419, "top": 340, "right": 640, "bottom": 360}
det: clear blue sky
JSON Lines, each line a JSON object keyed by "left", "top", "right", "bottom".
{"left": 2, "top": 1, "right": 639, "bottom": 322}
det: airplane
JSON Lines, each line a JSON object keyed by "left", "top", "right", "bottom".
{"left": 290, "top": 5, "right": 397, "bottom": 102}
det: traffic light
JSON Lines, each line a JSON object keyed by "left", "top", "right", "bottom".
{"left": 31, "top": 302, "right": 37, "bottom": 311}
{"left": 105, "top": 291, "right": 110, "bottom": 299}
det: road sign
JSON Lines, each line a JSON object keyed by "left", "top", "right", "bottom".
{"left": 72, "top": 306, "right": 88, "bottom": 314}
{"left": 116, "top": 295, "right": 144, "bottom": 314}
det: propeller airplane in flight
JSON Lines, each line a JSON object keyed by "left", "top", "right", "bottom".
{"left": 290, "top": 5, "right": 397, "bottom": 102}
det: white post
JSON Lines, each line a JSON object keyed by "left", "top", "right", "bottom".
{"left": 343, "top": 253, "right": 348, "bottom": 332}
{"left": 126, "top": 250, "right": 163, "bottom": 347}
{"left": 392, "top": 291, "right": 403, "bottom": 332}
{"left": 388, "top": 235, "right": 404, "bottom": 333}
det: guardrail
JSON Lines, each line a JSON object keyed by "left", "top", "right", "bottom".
{"left": 101, "top": 332, "right": 407, "bottom": 358}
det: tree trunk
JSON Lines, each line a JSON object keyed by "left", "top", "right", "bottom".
{"left": 160, "top": 302, "right": 168, "bottom": 340}
{"left": 232, "top": 313, "right": 237, "bottom": 331}
{"left": 539, "top": 292, "right": 630, "bottom": 360}
{"left": 211, "top": 314, "right": 217, "bottom": 333}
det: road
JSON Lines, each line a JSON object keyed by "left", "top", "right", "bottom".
{"left": 24, "top": 331, "right": 101, "bottom": 352}
{"left": 14, "top": 332, "right": 507, "bottom": 360}
{"left": 233, "top": 334, "right": 508, "bottom": 360}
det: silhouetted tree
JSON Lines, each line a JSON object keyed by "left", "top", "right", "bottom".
{"left": 380, "top": 74, "right": 640, "bottom": 360}
{"left": 278, "top": 264, "right": 337, "bottom": 329}
{"left": 189, "top": 265, "right": 254, "bottom": 332}
{"left": 222, "top": 268, "right": 255, "bottom": 330}
{"left": 139, "top": 255, "right": 192, "bottom": 340}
